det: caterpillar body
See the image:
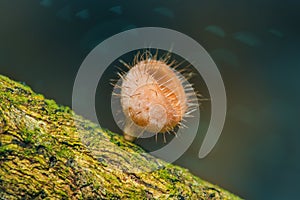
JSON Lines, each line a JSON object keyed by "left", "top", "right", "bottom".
{"left": 113, "top": 51, "right": 199, "bottom": 142}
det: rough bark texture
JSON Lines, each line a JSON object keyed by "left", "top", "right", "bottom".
{"left": 0, "top": 75, "right": 241, "bottom": 199}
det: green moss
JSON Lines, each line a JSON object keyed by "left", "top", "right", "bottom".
{"left": 56, "top": 146, "right": 73, "bottom": 159}
{"left": 44, "top": 99, "right": 59, "bottom": 111}
{"left": 0, "top": 145, "right": 11, "bottom": 155}
{"left": 23, "top": 149, "right": 33, "bottom": 157}
{"left": 55, "top": 189, "right": 68, "bottom": 198}
{"left": 22, "top": 129, "right": 35, "bottom": 144}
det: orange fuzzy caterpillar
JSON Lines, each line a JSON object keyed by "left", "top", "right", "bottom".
{"left": 114, "top": 51, "right": 199, "bottom": 142}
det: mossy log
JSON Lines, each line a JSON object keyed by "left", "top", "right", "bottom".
{"left": 0, "top": 75, "right": 241, "bottom": 199}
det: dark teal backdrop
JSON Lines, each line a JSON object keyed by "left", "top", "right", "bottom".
{"left": 1, "top": 0, "right": 299, "bottom": 199}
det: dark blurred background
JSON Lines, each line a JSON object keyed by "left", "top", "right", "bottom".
{"left": 1, "top": 0, "right": 299, "bottom": 199}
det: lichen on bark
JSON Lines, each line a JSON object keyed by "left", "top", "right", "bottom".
{"left": 0, "top": 75, "right": 241, "bottom": 199}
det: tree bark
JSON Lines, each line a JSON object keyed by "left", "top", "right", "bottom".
{"left": 0, "top": 75, "right": 241, "bottom": 199}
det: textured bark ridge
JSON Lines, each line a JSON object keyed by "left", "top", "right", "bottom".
{"left": 0, "top": 75, "right": 241, "bottom": 199}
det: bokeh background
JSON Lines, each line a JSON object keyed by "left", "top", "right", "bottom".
{"left": 1, "top": 0, "right": 299, "bottom": 199}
